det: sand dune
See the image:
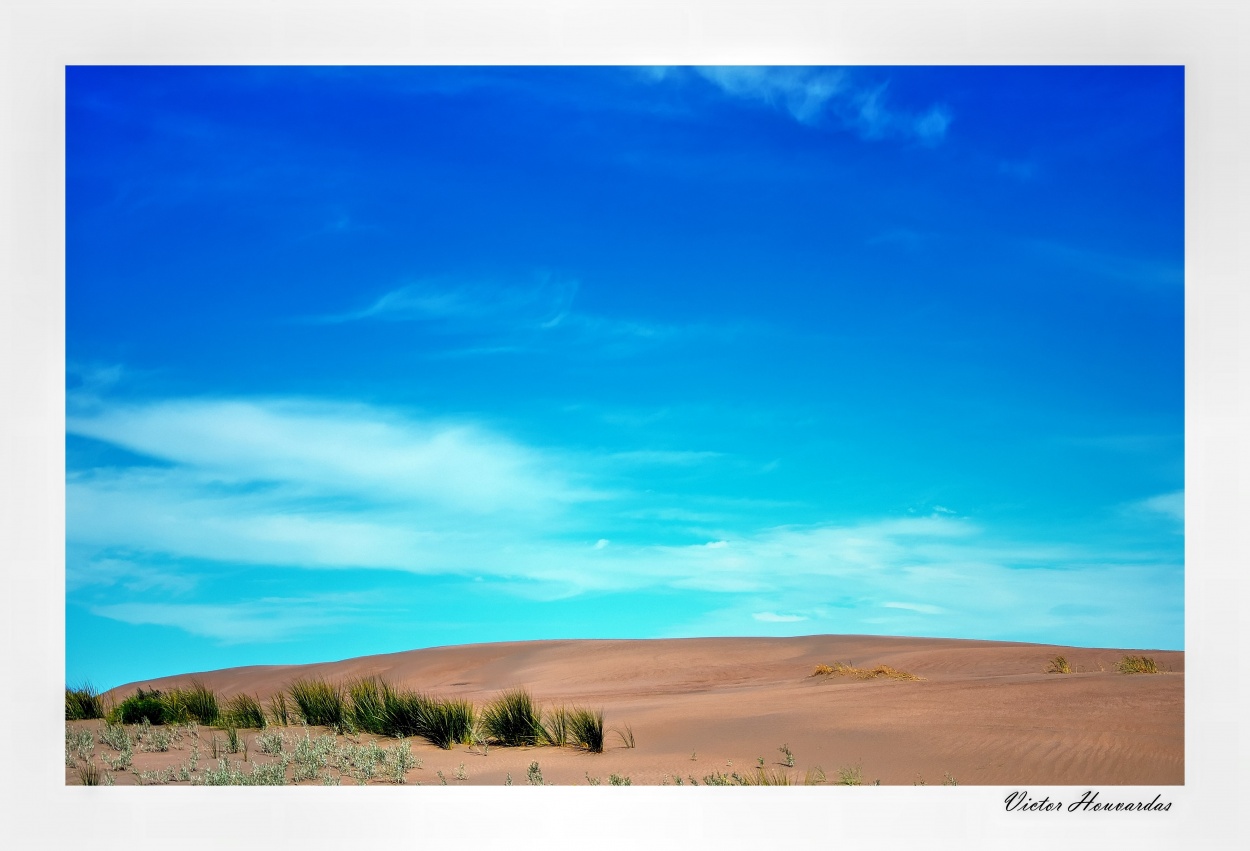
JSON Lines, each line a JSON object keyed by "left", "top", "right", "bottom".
{"left": 84, "top": 635, "right": 1183, "bottom": 786}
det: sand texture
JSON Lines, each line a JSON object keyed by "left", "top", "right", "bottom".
{"left": 72, "top": 635, "right": 1183, "bottom": 786}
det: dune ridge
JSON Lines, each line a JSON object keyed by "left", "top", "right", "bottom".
{"left": 81, "top": 635, "right": 1183, "bottom": 786}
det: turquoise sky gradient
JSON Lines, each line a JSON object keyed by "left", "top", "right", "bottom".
{"left": 66, "top": 66, "right": 1183, "bottom": 689}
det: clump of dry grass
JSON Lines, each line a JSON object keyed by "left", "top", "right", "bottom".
{"left": 1045, "top": 655, "right": 1072, "bottom": 674}
{"left": 810, "top": 661, "right": 921, "bottom": 681}
{"left": 1116, "top": 655, "right": 1160, "bottom": 674}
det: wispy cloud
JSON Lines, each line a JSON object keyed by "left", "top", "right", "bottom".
{"left": 1133, "top": 490, "right": 1184, "bottom": 523}
{"left": 309, "top": 274, "right": 578, "bottom": 328}
{"left": 67, "top": 392, "right": 1182, "bottom": 648}
{"left": 672, "top": 67, "right": 953, "bottom": 145}
{"left": 299, "top": 273, "right": 737, "bottom": 358}
{"left": 90, "top": 598, "right": 366, "bottom": 644}
{"left": 67, "top": 396, "right": 598, "bottom": 514}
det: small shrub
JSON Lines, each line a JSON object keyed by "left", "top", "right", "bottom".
{"left": 221, "top": 693, "right": 265, "bottom": 728}
{"left": 1116, "top": 655, "right": 1160, "bottom": 674}
{"left": 1046, "top": 656, "right": 1073, "bottom": 674}
{"left": 569, "top": 706, "right": 605, "bottom": 753}
{"left": 248, "top": 760, "right": 288, "bottom": 786}
{"left": 288, "top": 678, "right": 346, "bottom": 727}
{"left": 608, "top": 773, "right": 631, "bottom": 786}
{"left": 66, "top": 726, "right": 95, "bottom": 765}
{"left": 66, "top": 683, "right": 105, "bottom": 720}
{"left": 256, "top": 729, "right": 286, "bottom": 755}
{"left": 112, "top": 687, "right": 168, "bottom": 725}
{"left": 482, "top": 688, "right": 542, "bottom": 747}
{"left": 139, "top": 723, "right": 175, "bottom": 753}
{"left": 526, "top": 761, "right": 544, "bottom": 786}
{"left": 942, "top": 771, "right": 958, "bottom": 786}
{"left": 99, "top": 722, "right": 131, "bottom": 752}
{"left": 223, "top": 725, "right": 244, "bottom": 754}
{"left": 136, "top": 767, "right": 176, "bottom": 785}
{"left": 779, "top": 743, "right": 795, "bottom": 767}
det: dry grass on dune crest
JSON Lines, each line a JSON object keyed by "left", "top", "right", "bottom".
{"left": 809, "top": 662, "right": 922, "bottom": 681}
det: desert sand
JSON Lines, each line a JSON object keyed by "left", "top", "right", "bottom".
{"left": 69, "top": 635, "right": 1183, "bottom": 786}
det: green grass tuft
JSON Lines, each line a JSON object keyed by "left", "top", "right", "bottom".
{"left": 266, "top": 691, "right": 292, "bottom": 727}
{"left": 422, "top": 697, "right": 476, "bottom": 749}
{"left": 568, "top": 706, "right": 605, "bottom": 753}
{"left": 542, "top": 705, "right": 570, "bottom": 747}
{"left": 380, "top": 688, "right": 433, "bottom": 739}
{"left": 221, "top": 693, "right": 266, "bottom": 728}
{"left": 164, "top": 681, "right": 220, "bottom": 725}
{"left": 288, "top": 678, "right": 346, "bottom": 727}
{"left": 347, "top": 677, "right": 391, "bottom": 735}
{"left": 66, "top": 683, "right": 105, "bottom": 720}
{"left": 482, "top": 688, "right": 543, "bottom": 747}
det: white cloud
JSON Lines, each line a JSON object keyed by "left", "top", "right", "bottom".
{"left": 752, "top": 611, "right": 807, "bottom": 623}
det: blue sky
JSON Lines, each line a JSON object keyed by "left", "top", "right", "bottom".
{"left": 66, "top": 66, "right": 1184, "bottom": 689}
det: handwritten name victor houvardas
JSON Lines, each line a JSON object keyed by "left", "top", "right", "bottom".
{"left": 1005, "top": 791, "right": 1173, "bottom": 813}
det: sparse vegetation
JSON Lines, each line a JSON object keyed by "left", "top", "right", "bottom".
{"left": 77, "top": 759, "right": 102, "bottom": 786}
{"left": 810, "top": 662, "right": 921, "bottom": 681}
{"left": 608, "top": 773, "right": 631, "bottom": 785}
{"left": 837, "top": 764, "right": 864, "bottom": 786}
{"left": 779, "top": 743, "right": 795, "bottom": 767}
{"left": 526, "top": 761, "right": 545, "bottom": 786}
{"left": 1116, "top": 655, "right": 1160, "bottom": 674}
{"left": 1046, "top": 656, "right": 1073, "bottom": 674}
{"left": 613, "top": 722, "right": 636, "bottom": 749}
